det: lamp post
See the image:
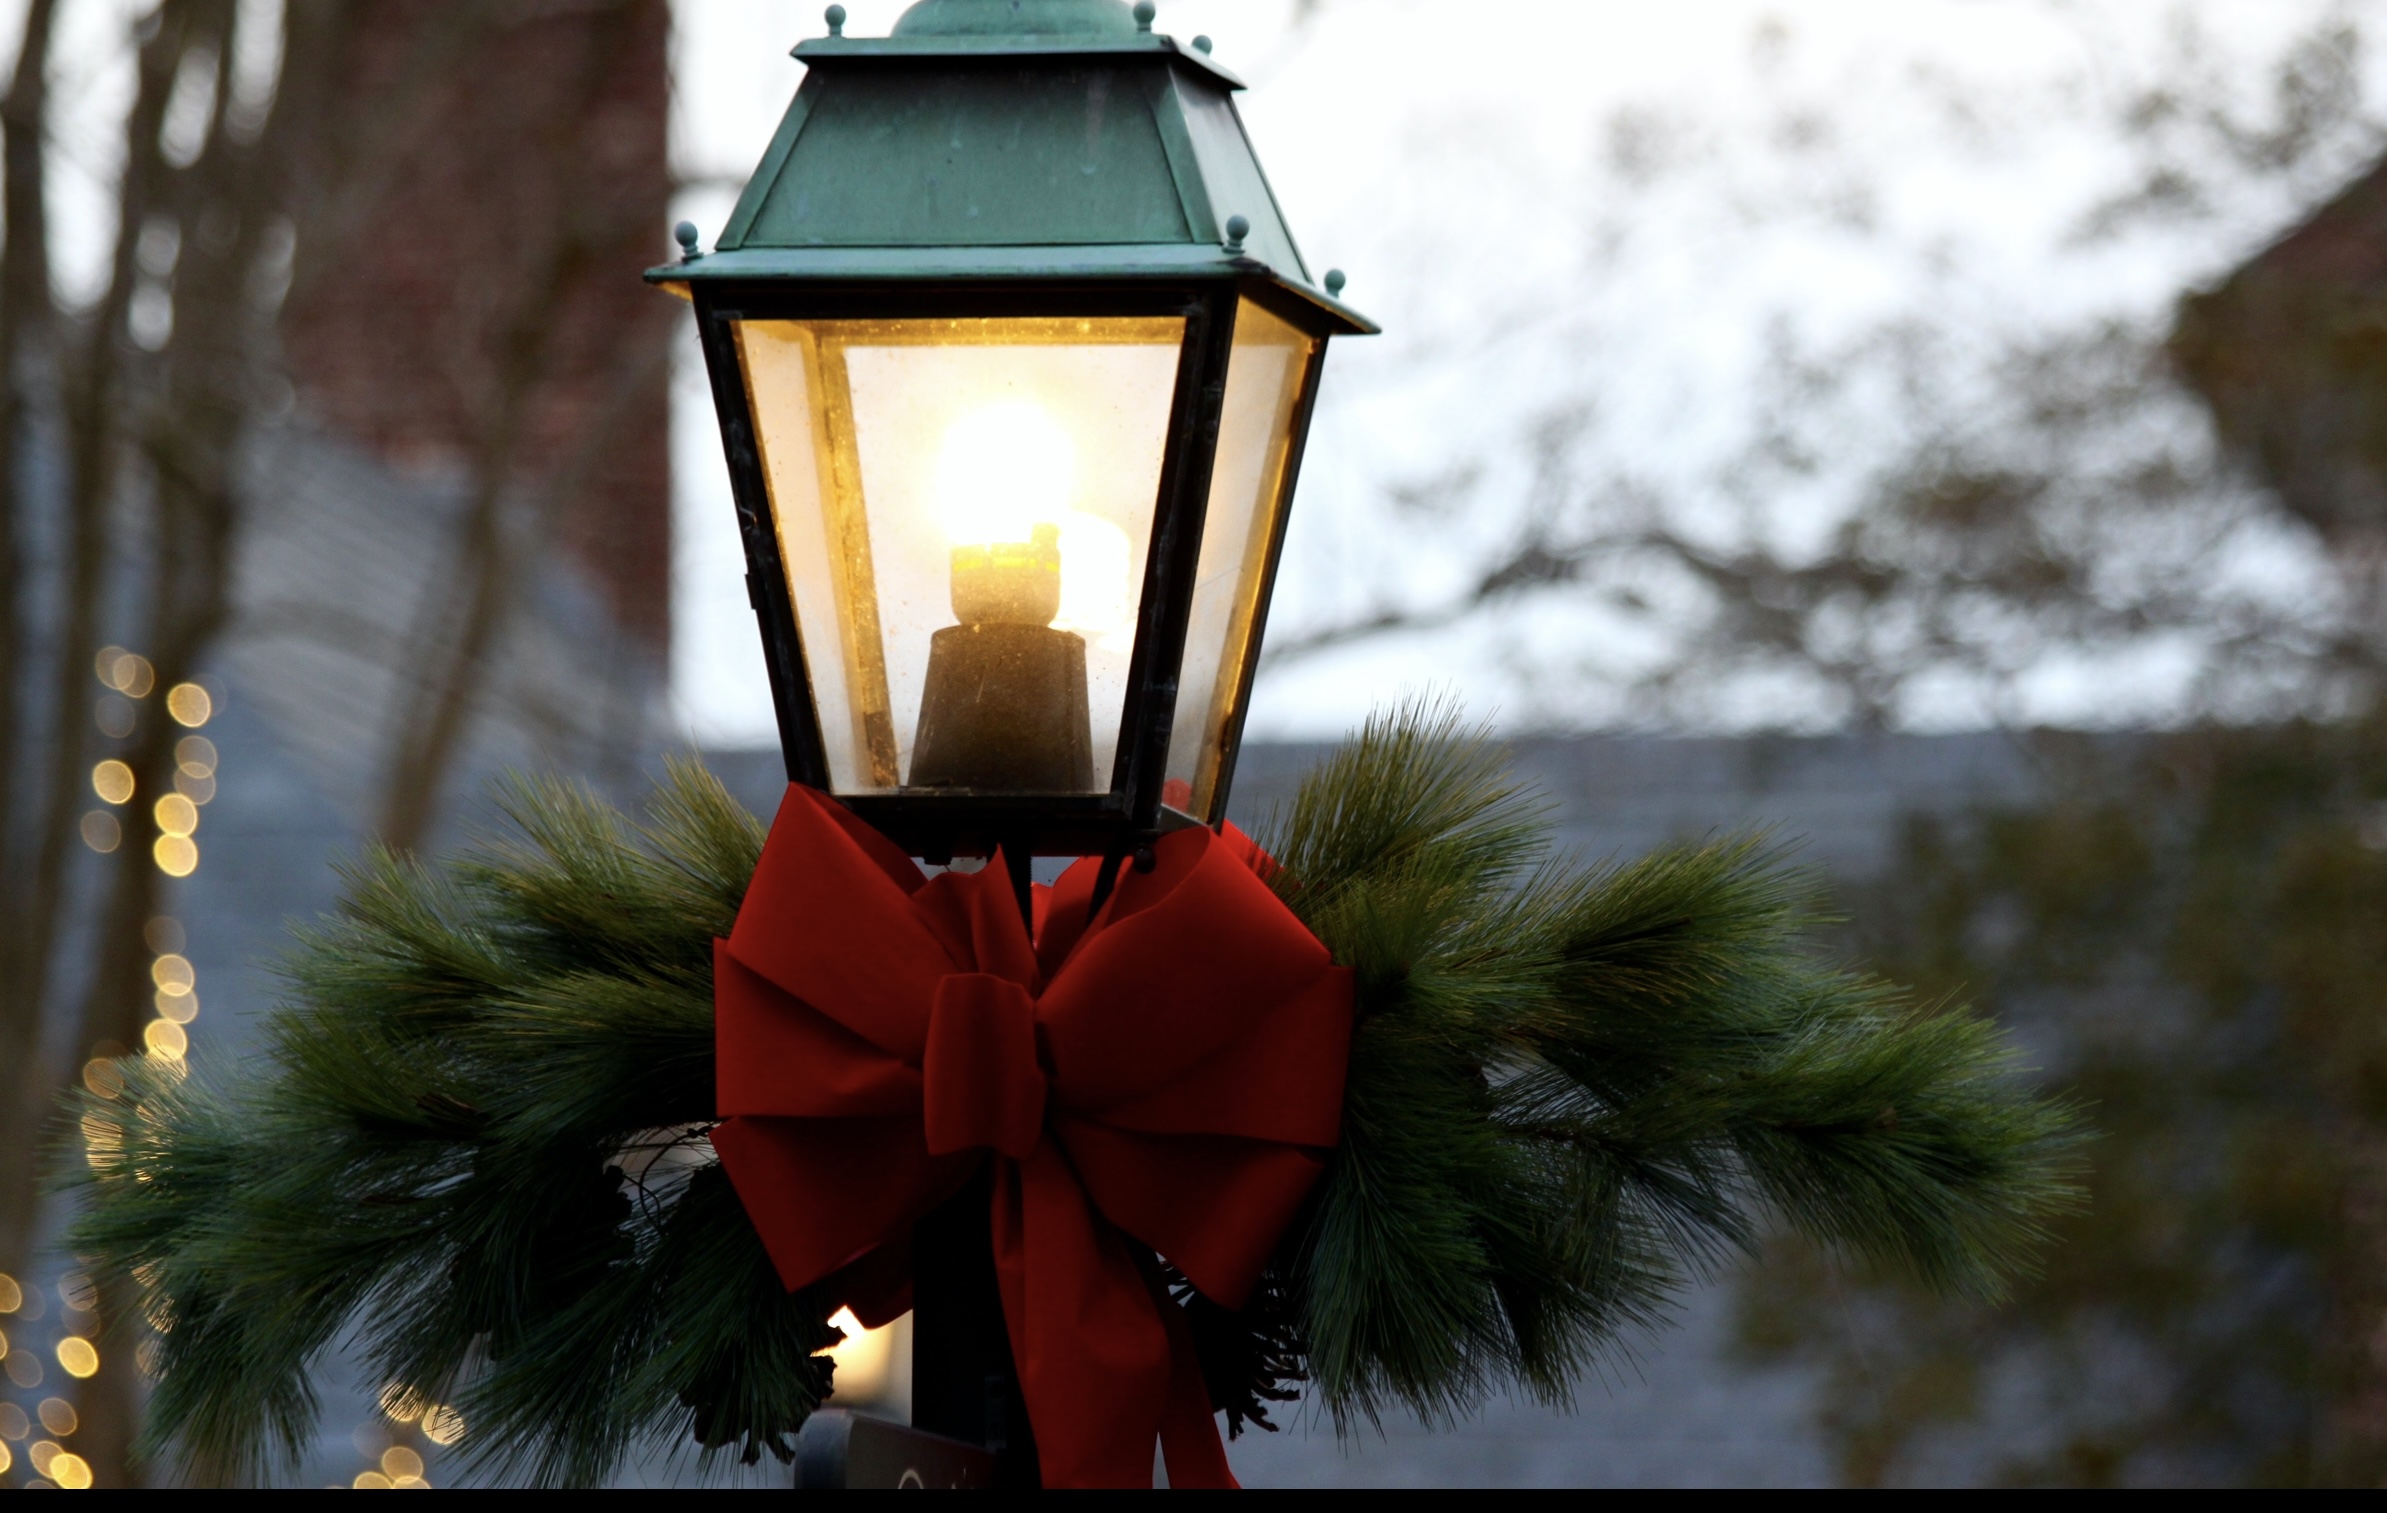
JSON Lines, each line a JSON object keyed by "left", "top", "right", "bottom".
{"left": 653, "top": 0, "right": 1372, "bottom": 1486}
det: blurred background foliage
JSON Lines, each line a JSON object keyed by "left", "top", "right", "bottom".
{"left": 1741, "top": 719, "right": 2387, "bottom": 1485}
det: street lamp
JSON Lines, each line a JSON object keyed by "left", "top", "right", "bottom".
{"left": 658, "top": 0, "right": 1371, "bottom": 873}
{"left": 654, "top": 0, "right": 1372, "bottom": 1486}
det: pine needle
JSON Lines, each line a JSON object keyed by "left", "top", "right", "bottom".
{"left": 57, "top": 718, "right": 2083, "bottom": 1481}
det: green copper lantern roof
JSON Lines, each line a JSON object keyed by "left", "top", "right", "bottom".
{"left": 892, "top": 0, "right": 1139, "bottom": 37}
{"left": 650, "top": 1, "right": 1374, "bottom": 335}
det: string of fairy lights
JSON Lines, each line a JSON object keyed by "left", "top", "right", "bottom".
{"left": 6, "top": 647, "right": 464, "bottom": 1488}
{"left": 0, "top": 649, "right": 219, "bottom": 1489}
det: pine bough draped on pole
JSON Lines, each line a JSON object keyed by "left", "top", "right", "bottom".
{"left": 63, "top": 705, "right": 2082, "bottom": 1486}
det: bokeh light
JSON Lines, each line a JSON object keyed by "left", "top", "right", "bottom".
{"left": 98, "top": 649, "right": 154, "bottom": 698}
{"left": 174, "top": 735, "right": 217, "bottom": 775}
{"left": 353, "top": 1470, "right": 393, "bottom": 1489}
{"left": 49, "top": 1451, "right": 92, "bottom": 1489}
{"left": 0, "top": 1272, "right": 20, "bottom": 1311}
{"left": 5, "top": 1350, "right": 42, "bottom": 1388}
{"left": 379, "top": 1385, "right": 426, "bottom": 1424}
{"left": 91, "top": 760, "right": 134, "bottom": 805}
{"left": 144, "top": 1019, "right": 188, "bottom": 1059}
{"left": 174, "top": 769, "right": 217, "bottom": 804}
{"left": 165, "top": 683, "right": 212, "bottom": 727}
{"left": 381, "top": 1446, "right": 424, "bottom": 1480}
{"left": 158, "top": 991, "right": 199, "bottom": 1026}
{"left": 36, "top": 1398, "right": 76, "bottom": 1436}
{"left": 81, "top": 1058, "right": 126, "bottom": 1098}
{"left": 0, "top": 1401, "right": 23, "bottom": 1439}
{"left": 154, "top": 793, "right": 199, "bottom": 838}
{"left": 153, "top": 835, "right": 198, "bottom": 877}
{"left": 0, "top": 1440, "right": 11, "bottom": 1476}
{"left": 151, "top": 955, "right": 195, "bottom": 996}
{"left": 79, "top": 811, "right": 121, "bottom": 854}
{"left": 55, "top": 1337, "right": 98, "bottom": 1379}
{"left": 421, "top": 1405, "right": 466, "bottom": 1446}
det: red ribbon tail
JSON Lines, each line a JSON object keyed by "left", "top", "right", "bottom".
{"left": 1152, "top": 1271, "right": 1239, "bottom": 1489}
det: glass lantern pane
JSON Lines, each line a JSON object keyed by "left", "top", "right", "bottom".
{"left": 735, "top": 315, "right": 1185, "bottom": 796}
{"left": 1163, "top": 299, "right": 1321, "bottom": 821}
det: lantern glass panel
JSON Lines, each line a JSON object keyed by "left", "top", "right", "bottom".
{"left": 735, "top": 315, "right": 1186, "bottom": 797}
{"left": 1163, "top": 298, "right": 1321, "bottom": 820}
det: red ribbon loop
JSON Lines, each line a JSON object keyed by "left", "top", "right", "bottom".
{"left": 710, "top": 786, "right": 1354, "bottom": 1489}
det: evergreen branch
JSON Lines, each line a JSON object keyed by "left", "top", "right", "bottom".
{"left": 55, "top": 714, "right": 2082, "bottom": 1481}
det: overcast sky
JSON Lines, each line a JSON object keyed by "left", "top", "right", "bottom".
{"left": 666, "top": 0, "right": 2387, "bottom": 748}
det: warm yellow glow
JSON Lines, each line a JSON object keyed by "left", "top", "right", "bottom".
{"left": 55, "top": 1337, "right": 97, "bottom": 1378}
{"left": 817, "top": 1306, "right": 898, "bottom": 1405}
{"left": 177, "top": 735, "right": 218, "bottom": 775}
{"left": 395, "top": 1477, "right": 432, "bottom": 1489}
{"left": 933, "top": 403, "right": 1137, "bottom": 639}
{"left": 421, "top": 1405, "right": 465, "bottom": 1446}
{"left": 939, "top": 401, "right": 1075, "bottom": 548}
{"left": 165, "top": 683, "right": 212, "bottom": 727}
{"left": 80, "top": 811, "right": 121, "bottom": 854}
{"left": 158, "top": 990, "right": 198, "bottom": 1025}
{"left": 144, "top": 1020, "right": 188, "bottom": 1060}
{"left": 50, "top": 1452, "right": 92, "bottom": 1489}
{"left": 83, "top": 1058, "right": 126, "bottom": 1098}
{"left": 381, "top": 1446, "right": 424, "bottom": 1480}
{"left": 380, "top": 1384, "right": 426, "bottom": 1424}
{"left": 353, "top": 1470, "right": 394, "bottom": 1489}
{"left": 155, "top": 794, "right": 199, "bottom": 838}
{"left": 80, "top": 1114, "right": 121, "bottom": 1172}
{"left": 92, "top": 760, "right": 135, "bottom": 805}
{"left": 37, "top": 1398, "right": 75, "bottom": 1436}
{"left": 154, "top": 835, "right": 199, "bottom": 877}
{"left": 0, "top": 1441, "right": 11, "bottom": 1475}
{"left": 29, "top": 1439, "right": 57, "bottom": 1477}
{"left": 60, "top": 1274, "right": 95, "bottom": 1315}
{"left": 0, "top": 1273, "right": 20, "bottom": 1314}
{"left": 1053, "top": 514, "right": 1135, "bottom": 639}
{"left": 152, "top": 955, "right": 195, "bottom": 995}
{"left": 5, "top": 1352, "right": 42, "bottom": 1389}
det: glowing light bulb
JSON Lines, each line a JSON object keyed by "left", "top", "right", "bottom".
{"left": 938, "top": 401, "right": 1075, "bottom": 549}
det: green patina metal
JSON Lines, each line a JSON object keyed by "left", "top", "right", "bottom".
{"left": 893, "top": 0, "right": 1140, "bottom": 38}
{"left": 648, "top": 0, "right": 1372, "bottom": 335}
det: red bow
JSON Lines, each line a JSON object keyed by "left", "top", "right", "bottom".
{"left": 709, "top": 787, "right": 1354, "bottom": 1489}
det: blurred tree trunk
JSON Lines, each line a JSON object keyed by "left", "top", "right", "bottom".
{"left": 0, "top": 0, "right": 350, "bottom": 1488}
{"left": 0, "top": 0, "right": 64, "bottom": 1326}
{"left": 0, "top": 0, "right": 670, "bottom": 1487}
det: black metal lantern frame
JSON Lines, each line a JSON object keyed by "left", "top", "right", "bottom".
{"left": 691, "top": 274, "right": 1340, "bottom": 864}
{"left": 659, "top": 0, "right": 1372, "bottom": 871}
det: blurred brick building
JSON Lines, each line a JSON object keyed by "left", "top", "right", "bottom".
{"left": 230, "top": 0, "right": 677, "bottom": 822}
{"left": 2174, "top": 157, "right": 2387, "bottom": 552}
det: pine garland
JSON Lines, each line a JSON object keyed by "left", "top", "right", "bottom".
{"left": 62, "top": 704, "right": 2083, "bottom": 1486}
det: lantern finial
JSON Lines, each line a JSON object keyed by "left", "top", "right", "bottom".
{"left": 892, "top": 0, "right": 1139, "bottom": 37}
